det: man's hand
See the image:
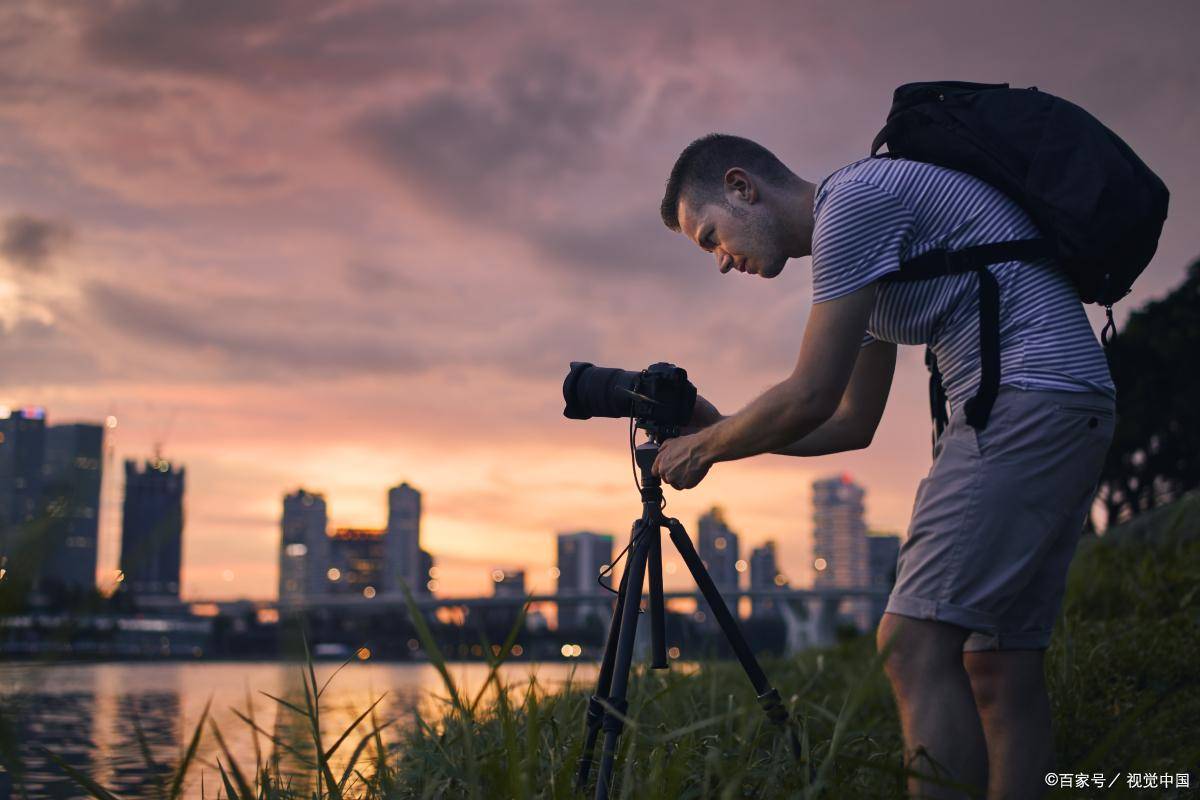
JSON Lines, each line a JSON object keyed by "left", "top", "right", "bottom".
{"left": 680, "top": 394, "right": 724, "bottom": 435}
{"left": 651, "top": 433, "right": 713, "bottom": 490}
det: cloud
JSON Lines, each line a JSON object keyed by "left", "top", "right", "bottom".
{"left": 0, "top": 316, "right": 102, "bottom": 384}
{"left": 82, "top": 279, "right": 427, "bottom": 380}
{"left": 349, "top": 47, "right": 638, "bottom": 217}
{"left": 78, "top": 0, "right": 506, "bottom": 88}
{"left": 343, "top": 259, "right": 407, "bottom": 295}
{"left": 1, "top": 213, "right": 73, "bottom": 272}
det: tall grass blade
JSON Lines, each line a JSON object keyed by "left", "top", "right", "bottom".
{"left": 397, "top": 580, "right": 465, "bottom": 715}
{"left": 323, "top": 694, "right": 387, "bottom": 762}
{"left": 317, "top": 653, "right": 357, "bottom": 700}
{"left": 167, "top": 697, "right": 211, "bottom": 800}
{"left": 216, "top": 760, "right": 241, "bottom": 800}
{"left": 209, "top": 719, "right": 254, "bottom": 800}
{"left": 468, "top": 595, "right": 531, "bottom": 714}
{"left": 229, "top": 708, "right": 315, "bottom": 768}
{"left": 130, "top": 707, "right": 167, "bottom": 800}
{"left": 337, "top": 719, "right": 395, "bottom": 793}
{"left": 37, "top": 746, "right": 126, "bottom": 800}
{"left": 299, "top": 636, "right": 342, "bottom": 800}
{"left": 242, "top": 681, "right": 263, "bottom": 770}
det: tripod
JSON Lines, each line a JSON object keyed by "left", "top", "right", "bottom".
{"left": 575, "top": 439, "right": 791, "bottom": 799}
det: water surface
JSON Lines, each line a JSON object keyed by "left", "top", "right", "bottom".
{"left": 0, "top": 660, "right": 600, "bottom": 798}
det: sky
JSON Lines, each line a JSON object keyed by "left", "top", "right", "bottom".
{"left": 1, "top": 0, "right": 1198, "bottom": 601}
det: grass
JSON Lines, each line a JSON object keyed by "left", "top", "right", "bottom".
{"left": 10, "top": 493, "right": 1200, "bottom": 799}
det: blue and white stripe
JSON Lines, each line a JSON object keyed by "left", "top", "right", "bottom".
{"left": 811, "top": 156, "right": 1115, "bottom": 409}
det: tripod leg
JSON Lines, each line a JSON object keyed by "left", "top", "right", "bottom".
{"left": 648, "top": 525, "right": 667, "bottom": 669}
{"left": 576, "top": 520, "right": 638, "bottom": 792}
{"left": 665, "top": 517, "right": 790, "bottom": 728}
{"left": 594, "top": 518, "right": 653, "bottom": 800}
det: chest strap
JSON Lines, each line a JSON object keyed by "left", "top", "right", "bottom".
{"left": 880, "top": 238, "right": 1053, "bottom": 437}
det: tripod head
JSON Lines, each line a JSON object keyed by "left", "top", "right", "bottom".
{"left": 636, "top": 419, "right": 678, "bottom": 446}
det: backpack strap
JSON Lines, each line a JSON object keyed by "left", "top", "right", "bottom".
{"left": 925, "top": 346, "right": 950, "bottom": 448}
{"left": 882, "top": 238, "right": 1053, "bottom": 436}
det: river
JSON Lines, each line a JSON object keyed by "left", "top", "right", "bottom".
{"left": 0, "top": 659, "right": 601, "bottom": 799}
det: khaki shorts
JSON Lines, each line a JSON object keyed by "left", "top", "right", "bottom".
{"left": 885, "top": 387, "right": 1116, "bottom": 651}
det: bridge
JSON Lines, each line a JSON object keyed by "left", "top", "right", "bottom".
{"left": 285, "top": 586, "right": 892, "bottom": 654}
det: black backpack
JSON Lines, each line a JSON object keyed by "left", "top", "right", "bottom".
{"left": 870, "top": 80, "right": 1170, "bottom": 439}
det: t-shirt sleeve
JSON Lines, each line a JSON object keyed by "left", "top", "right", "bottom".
{"left": 811, "top": 179, "right": 916, "bottom": 305}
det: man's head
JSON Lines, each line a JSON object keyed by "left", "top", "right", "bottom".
{"left": 660, "top": 134, "right": 813, "bottom": 279}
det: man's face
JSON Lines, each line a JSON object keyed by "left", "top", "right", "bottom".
{"left": 677, "top": 190, "right": 790, "bottom": 279}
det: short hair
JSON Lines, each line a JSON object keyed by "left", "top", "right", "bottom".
{"left": 660, "top": 134, "right": 793, "bottom": 231}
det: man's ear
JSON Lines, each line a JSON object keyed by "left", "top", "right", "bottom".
{"left": 724, "top": 168, "right": 758, "bottom": 204}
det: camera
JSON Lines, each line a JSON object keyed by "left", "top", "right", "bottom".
{"left": 562, "top": 361, "right": 697, "bottom": 438}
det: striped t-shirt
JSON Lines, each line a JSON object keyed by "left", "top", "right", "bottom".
{"left": 811, "top": 156, "right": 1115, "bottom": 409}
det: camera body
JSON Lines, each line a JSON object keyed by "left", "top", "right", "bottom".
{"left": 631, "top": 363, "right": 695, "bottom": 429}
{"left": 562, "top": 361, "right": 697, "bottom": 439}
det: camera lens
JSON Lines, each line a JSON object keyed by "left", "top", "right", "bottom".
{"left": 562, "top": 362, "right": 640, "bottom": 420}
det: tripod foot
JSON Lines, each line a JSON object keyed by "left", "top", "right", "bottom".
{"left": 756, "top": 687, "right": 789, "bottom": 727}
{"left": 756, "top": 688, "right": 804, "bottom": 762}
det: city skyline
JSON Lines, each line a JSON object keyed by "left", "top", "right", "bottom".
{"left": 2, "top": 2, "right": 1196, "bottom": 600}
{"left": 3, "top": 403, "right": 904, "bottom": 605}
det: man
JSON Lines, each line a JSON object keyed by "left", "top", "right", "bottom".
{"left": 650, "top": 133, "right": 1115, "bottom": 799}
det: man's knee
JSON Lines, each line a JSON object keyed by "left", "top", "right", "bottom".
{"left": 878, "top": 613, "right": 970, "bottom": 688}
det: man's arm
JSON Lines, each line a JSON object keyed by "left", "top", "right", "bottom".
{"left": 694, "top": 283, "right": 879, "bottom": 464}
{"left": 770, "top": 340, "right": 895, "bottom": 456}
{"left": 688, "top": 341, "right": 895, "bottom": 455}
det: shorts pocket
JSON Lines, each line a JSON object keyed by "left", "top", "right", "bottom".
{"left": 1054, "top": 402, "right": 1116, "bottom": 435}
{"left": 1054, "top": 403, "right": 1114, "bottom": 419}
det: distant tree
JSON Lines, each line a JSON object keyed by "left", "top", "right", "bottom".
{"left": 1095, "top": 258, "right": 1200, "bottom": 529}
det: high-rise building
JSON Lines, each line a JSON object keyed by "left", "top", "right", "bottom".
{"left": 119, "top": 456, "right": 185, "bottom": 600}
{"left": 698, "top": 507, "right": 739, "bottom": 594}
{"left": 555, "top": 530, "right": 614, "bottom": 629}
{"left": 327, "top": 528, "right": 385, "bottom": 598}
{"left": 279, "top": 482, "right": 434, "bottom": 604}
{"left": 491, "top": 567, "right": 525, "bottom": 597}
{"left": 0, "top": 407, "right": 47, "bottom": 568}
{"left": 384, "top": 482, "right": 421, "bottom": 595}
{"left": 867, "top": 532, "right": 902, "bottom": 628}
{"left": 39, "top": 423, "right": 104, "bottom": 593}
{"left": 278, "top": 488, "right": 329, "bottom": 605}
{"left": 812, "top": 474, "right": 870, "bottom": 630}
{"left": 749, "top": 541, "right": 781, "bottom": 618}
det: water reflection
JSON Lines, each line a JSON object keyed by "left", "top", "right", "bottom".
{"left": 0, "top": 660, "right": 599, "bottom": 798}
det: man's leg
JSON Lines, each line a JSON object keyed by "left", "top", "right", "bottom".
{"left": 877, "top": 612, "right": 988, "bottom": 798}
{"left": 964, "top": 649, "right": 1053, "bottom": 799}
